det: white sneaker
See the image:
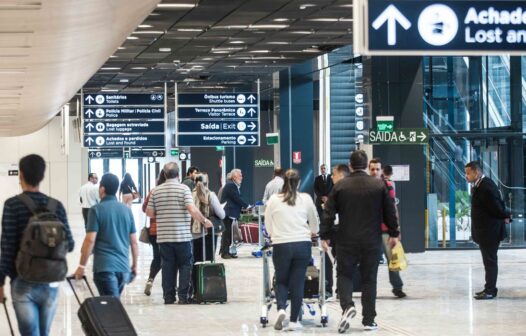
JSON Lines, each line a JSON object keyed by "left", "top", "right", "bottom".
{"left": 287, "top": 321, "right": 303, "bottom": 331}
{"left": 274, "top": 309, "right": 286, "bottom": 330}
{"left": 144, "top": 279, "right": 153, "bottom": 296}
{"left": 338, "top": 306, "right": 356, "bottom": 334}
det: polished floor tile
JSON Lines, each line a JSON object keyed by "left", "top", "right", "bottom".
{"left": 1, "top": 209, "right": 525, "bottom": 335}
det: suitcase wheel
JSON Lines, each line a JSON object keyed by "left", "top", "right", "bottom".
{"left": 260, "top": 317, "right": 268, "bottom": 327}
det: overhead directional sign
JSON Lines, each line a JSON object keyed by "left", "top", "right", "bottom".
{"left": 367, "top": 128, "right": 429, "bottom": 145}
{"left": 84, "top": 120, "right": 165, "bottom": 134}
{"left": 88, "top": 148, "right": 124, "bottom": 159}
{"left": 177, "top": 92, "right": 260, "bottom": 147}
{"left": 83, "top": 107, "right": 164, "bottom": 120}
{"left": 84, "top": 93, "right": 164, "bottom": 106}
{"left": 83, "top": 134, "right": 165, "bottom": 148}
{"left": 131, "top": 148, "right": 165, "bottom": 158}
{"left": 355, "top": 0, "right": 526, "bottom": 55}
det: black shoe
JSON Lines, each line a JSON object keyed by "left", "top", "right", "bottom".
{"left": 363, "top": 322, "right": 378, "bottom": 331}
{"left": 230, "top": 254, "right": 238, "bottom": 259}
{"left": 474, "top": 291, "right": 496, "bottom": 300}
{"left": 221, "top": 254, "right": 232, "bottom": 259}
{"left": 178, "top": 298, "right": 190, "bottom": 305}
{"left": 164, "top": 299, "right": 175, "bottom": 304}
{"left": 475, "top": 289, "right": 486, "bottom": 296}
{"left": 393, "top": 289, "right": 407, "bottom": 298}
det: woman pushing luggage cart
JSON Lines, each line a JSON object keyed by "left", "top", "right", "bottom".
{"left": 259, "top": 169, "right": 328, "bottom": 330}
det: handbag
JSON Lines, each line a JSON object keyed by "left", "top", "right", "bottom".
{"left": 139, "top": 217, "right": 150, "bottom": 244}
{"left": 388, "top": 242, "right": 408, "bottom": 272}
{"left": 210, "top": 215, "right": 225, "bottom": 234}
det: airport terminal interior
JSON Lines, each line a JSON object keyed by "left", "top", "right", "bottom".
{"left": 0, "top": 0, "right": 525, "bottom": 335}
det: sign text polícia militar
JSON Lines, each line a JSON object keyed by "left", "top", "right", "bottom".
{"left": 359, "top": 0, "right": 526, "bottom": 55}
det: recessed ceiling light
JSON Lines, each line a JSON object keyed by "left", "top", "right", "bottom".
{"left": 117, "top": 47, "right": 126, "bottom": 50}
{"left": 266, "top": 41, "right": 290, "bottom": 45}
{"left": 211, "top": 50, "right": 232, "bottom": 54}
{"left": 138, "top": 24, "right": 153, "bottom": 28}
{"left": 201, "top": 57, "right": 215, "bottom": 61}
{"left": 119, "top": 79, "right": 129, "bottom": 83}
{"left": 229, "top": 40, "right": 245, "bottom": 44}
{"left": 149, "top": 12, "right": 160, "bottom": 16}
{"left": 110, "top": 55, "right": 118, "bottom": 58}
{"left": 339, "top": 18, "right": 353, "bottom": 22}
{"left": 157, "top": 4, "right": 196, "bottom": 8}
{"left": 290, "top": 31, "right": 313, "bottom": 34}
{"left": 177, "top": 28, "right": 203, "bottom": 32}
{"left": 339, "top": 4, "right": 353, "bottom": 8}
{"left": 249, "top": 50, "right": 270, "bottom": 53}
{"left": 131, "top": 67, "right": 147, "bottom": 70}
{"left": 273, "top": 18, "right": 290, "bottom": 22}
{"left": 212, "top": 25, "right": 248, "bottom": 29}
{"left": 248, "top": 24, "right": 288, "bottom": 29}
{"left": 159, "top": 48, "right": 171, "bottom": 52}
{"left": 308, "top": 18, "right": 339, "bottom": 22}
{"left": 300, "top": 4, "right": 317, "bottom": 10}
{"left": 101, "top": 89, "right": 119, "bottom": 92}
{"left": 303, "top": 48, "right": 320, "bottom": 52}
{"left": 126, "top": 36, "right": 139, "bottom": 40}
{"left": 100, "top": 67, "right": 120, "bottom": 70}
{"left": 133, "top": 30, "right": 164, "bottom": 34}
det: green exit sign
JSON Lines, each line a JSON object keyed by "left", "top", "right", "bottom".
{"left": 216, "top": 146, "right": 225, "bottom": 151}
{"left": 376, "top": 116, "right": 394, "bottom": 132}
{"left": 367, "top": 128, "right": 429, "bottom": 145}
{"left": 170, "top": 148, "right": 179, "bottom": 156}
{"left": 266, "top": 132, "right": 279, "bottom": 145}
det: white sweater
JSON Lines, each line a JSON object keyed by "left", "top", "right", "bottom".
{"left": 265, "top": 192, "right": 319, "bottom": 245}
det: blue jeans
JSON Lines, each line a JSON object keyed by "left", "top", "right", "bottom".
{"left": 93, "top": 272, "right": 129, "bottom": 298}
{"left": 159, "top": 241, "right": 193, "bottom": 302}
{"left": 11, "top": 278, "right": 59, "bottom": 336}
{"left": 272, "top": 241, "right": 311, "bottom": 323}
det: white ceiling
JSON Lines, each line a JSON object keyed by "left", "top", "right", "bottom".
{"left": 0, "top": 0, "right": 160, "bottom": 136}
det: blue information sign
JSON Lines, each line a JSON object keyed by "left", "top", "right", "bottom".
{"left": 88, "top": 148, "right": 124, "bottom": 159}
{"left": 83, "top": 107, "right": 164, "bottom": 120}
{"left": 83, "top": 134, "right": 165, "bottom": 148}
{"left": 84, "top": 93, "right": 164, "bottom": 106}
{"left": 358, "top": 0, "right": 526, "bottom": 55}
{"left": 84, "top": 120, "right": 165, "bottom": 134}
{"left": 178, "top": 120, "right": 258, "bottom": 133}
{"left": 131, "top": 148, "right": 165, "bottom": 158}
{"left": 178, "top": 106, "right": 258, "bottom": 119}
{"left": 178, "top": 93, "right": 258, "bottom": 106}
{"left": 177, "top": 134, "right": 259, "bottom": 147}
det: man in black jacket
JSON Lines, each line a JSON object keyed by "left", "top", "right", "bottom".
{"left": 219, "top": 169, "right": 249, "bottom": 259}
{"left": 465, "top": 161, "right": 511, "bottom": 300}
{"left": 321, "top": 150, "right": 399, "bottom": 333}
{"left": 314, "top": 164, "right": 333, "bottom": 218}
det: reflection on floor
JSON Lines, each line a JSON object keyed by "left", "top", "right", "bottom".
{"left": 1, "top": 209, "right": 525, "bottom": 336}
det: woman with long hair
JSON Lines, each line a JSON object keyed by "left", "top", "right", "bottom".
{"left": 119, "top": 172, "right": 137, "bottom": 207}
{"left": 142, "top": 171, "right": 166, "bottom": 296}
{"left": 191, "top": 173, "right": 225, "bottom": 262}
{"left": 264, "top": 169, "right": 319, "bottom": 331}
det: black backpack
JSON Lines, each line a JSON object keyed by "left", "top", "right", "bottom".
{"left": 15, "top": 194, "right": 68, "bottom": 283}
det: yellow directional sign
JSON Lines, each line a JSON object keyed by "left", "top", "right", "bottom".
{"left": 367, "top": 128, "right": 429, "bottom": 145}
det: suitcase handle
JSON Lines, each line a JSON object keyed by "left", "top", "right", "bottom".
{"left": 201, "top": 221, "right": 216, "bottom": 263}
{"left": 2, "top": 298, "right": 15, "bottom": 336}
{"left": 66, "top": 276, "right": 96, "bottom": 305}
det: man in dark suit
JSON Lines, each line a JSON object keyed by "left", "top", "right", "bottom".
{"left": 314, "top": 164, "right": 333, "bottom": 218}
{"left": 465, "top": 161, "right": 511, "bottom": 300}
{"left": 219, "top": 168, "right": 249, "bottom": 259}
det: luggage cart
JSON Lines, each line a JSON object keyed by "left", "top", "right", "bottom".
{"left": 236, "top": 205, "right": 269, "bottom": 257}
{"left": 259, "top": 237, "right": 329, "bottom": 328}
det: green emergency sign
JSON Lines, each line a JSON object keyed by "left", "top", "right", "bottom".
{"left": 367, "top": 128, "right": 429, "bottom": 145}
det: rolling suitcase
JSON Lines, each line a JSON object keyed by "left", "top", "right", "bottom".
{"left": 67, "top": 276, "right": 137, "bottom": 336}
{"left": 194, "top": 226, "right": 227, "bottom": 304}
{"left": 241, "top": 222, "right": 259, "bottom": 244}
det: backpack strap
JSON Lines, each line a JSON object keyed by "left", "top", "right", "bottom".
{"left": 47, "top": 198, "right": 58, "bottom": 213}
{"left": 17, "top": 194, "right": 38, "bottom": 215}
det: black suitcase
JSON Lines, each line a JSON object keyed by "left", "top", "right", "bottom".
{"left": 193, "top": 226, "right": 227, "bottom": 304}
{"left": 67, "top": 276, "right": 137, "bottom": 336}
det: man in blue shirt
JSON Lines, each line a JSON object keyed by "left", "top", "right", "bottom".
{"left": 0, "top": 154, "right": 75, "bottom": 336}
{"left": 74, "top": 173, "right": 138, "bottom": 298}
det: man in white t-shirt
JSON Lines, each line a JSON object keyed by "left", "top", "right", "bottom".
{"left": 79, "top": 173, "right": 99, "bottom": 228}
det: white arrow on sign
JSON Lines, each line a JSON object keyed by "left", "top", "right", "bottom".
{"left": 247, "top": 94, "right": 256, "bottom": 103}
{"left": 85, "top": 123, "right": 94, "bottom": 132}
{"left": 248, "top": 108, "right": 256, "bottom": 117}
{"left": 85, "top": 109, "right": 94, "bottom": 118}
{"left": 85, "top": 95, "right": 94, "bottom": 104}
{"left": 85, "top": 137, "right": 94, "bottom": 145}
{"left": 417, "top": 132, "right": 427, "bottom": 142}
{"left": 249, "top": 136, "right": 257, "bottom": 144}
{"left": 89, "top": 151, "right": 97, "bottom": 158}
{"left": 372, "top": 4, "right": 411, "bottom": 46}
{"left": 248, "top": 122, "right": 256, "bottom": 131}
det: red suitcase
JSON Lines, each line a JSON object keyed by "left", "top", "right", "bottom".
{"left": 240, "top": 223, "right": 259, "bottom": 244}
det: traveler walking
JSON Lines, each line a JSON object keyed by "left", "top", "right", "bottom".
{"left": 79, "top": 173, "right": 99, "bottom": 229}
{"left": 219, "top": 169, "right": 249, "bottom": 259}
{"left": 265, "top": 169, "right": 319, "bottom": 331}
{"left": 464, "top": 161, "right": 511, "bottom": 300}
{"left": 323, "top": 164, "right": 351, "bottom": 299}
{"left": 314, "top": 164, "right": 333, "bottom": 218}
{"left": 74, "top": 173, "right": 139, "bottom": 299}
{"left": 182, "top": 166, "right": 199, "bottom": 190}
{"left": 321, "top": 150, "right": 399, "bottom": 333}
{"left": 0, "top": 154, "right": 75, "bottom": 336}
{"left": 142, "top": 171, "right": 167, "bottom": 296}
{"left": 368, "top": 159, "right": 406, "bottom": 298}
{"left": 119, "top": 173, "right": 138, "bottom": 208}
{"left": 262, "top": 168, "right": 284, "bottom": 204}
{"left": 192, "top": 173, "right": 225, "bottom": 262}
{"left": 146, "top": 162, "right": 213, "bottom": 304}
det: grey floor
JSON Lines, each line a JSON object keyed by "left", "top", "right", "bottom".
{"left": 1, "top": 208, "right": 526, "bottom": 335}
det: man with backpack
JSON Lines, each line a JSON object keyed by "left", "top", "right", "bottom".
{"left": 0, "top": 154, "right": 75, "bottom": 336}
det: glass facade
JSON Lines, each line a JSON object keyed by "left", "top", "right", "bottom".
{"left": 424, "top": 56, "right": 525, "bottom": 248}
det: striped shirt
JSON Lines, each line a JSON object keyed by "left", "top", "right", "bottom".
{"left": 147, "top": 179, "right": 193, "bottom": 243}
{"left": 0, "top": 192, "right": 75, "bottom": 286}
